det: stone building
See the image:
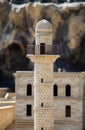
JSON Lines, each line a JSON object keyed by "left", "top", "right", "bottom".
{"left": 15, "top": 19, "right": 85, "bottom": 130}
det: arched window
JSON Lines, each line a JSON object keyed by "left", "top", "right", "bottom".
{"left": 66, "top": 85, "right": 71, "bottom": 96}
{"left": 53, "top": 84, "right": 58, "bottom": 96}
{"left": 27, "top": 84, "right": 32, "bottom": 96}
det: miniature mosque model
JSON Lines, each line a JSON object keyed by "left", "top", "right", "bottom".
{"left": 15, "top": 19, "right": 85, "bottom": 130}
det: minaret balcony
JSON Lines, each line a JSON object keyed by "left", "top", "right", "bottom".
{"left": 27, "top": 45, "right": 60, "bottom": 55}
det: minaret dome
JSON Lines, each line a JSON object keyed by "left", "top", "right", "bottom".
{"left": 35, "top": 19, "right": 52, "bottom": 32}
{"left": 35, "top": 19, "right": 53, "bottom": 45}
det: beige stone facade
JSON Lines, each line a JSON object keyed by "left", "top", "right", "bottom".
{"left": 15, "top": 19, "right": 85, "bottom": 130}
{"left": 15, "top": 71, "right": 85, "bottom": 130}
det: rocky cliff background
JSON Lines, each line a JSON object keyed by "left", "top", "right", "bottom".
{"left": 0, "top": 0, "right": 85, "bottom": 90}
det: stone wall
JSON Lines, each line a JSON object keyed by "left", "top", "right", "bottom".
{"left": 0, "top": 101, "right": 16, "bottom": 108}
{"left": 8, "top": 93, "right": 16, "bottom": 99}
{"left": 15, "top": 71, "right": 85, "bottom": 130}
{"left": 54, "top": 123, "right": 82, "bottom": 130}
{"left": 0, "top": 106, "right": 15, "bottom": 130}
{"left": 16, "top": 126, "right": 34, "bottom": 130}
{"left": 54, "top": 99, "right": 82, "bottom": 121}
{"left": 0, "top": 88, "right": 8, "bottom": 97}
{"left": 16, "top": 98, "right": 34, "bottom": 120}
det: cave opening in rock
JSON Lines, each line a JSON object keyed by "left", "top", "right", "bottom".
{"left": 6, "top": 43, "right": 28, "bottom": 72}
{"left": 0, "top": 69, "right": 15, "bottom": 92}
{"left": 19, "top": 36, "right": 28, "bottom": 48}
{"left": 79, "top": 35, "right": 85, "bottom": 71}
{"left": 54, "top": 57, "right": 71, "bottom": 72}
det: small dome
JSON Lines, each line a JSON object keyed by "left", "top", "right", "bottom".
{"left": 35, "top": 19, "right": 52, "bottom": 31}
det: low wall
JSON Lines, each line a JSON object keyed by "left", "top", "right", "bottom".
{"left": 0, "top": 88, "right": 8, "bottom": 97}
{"left": 0, "top": 101, "right": 16, "bottom": 109}
{"left": 8, "top": 93, "right": 16, "bottom": 99}
{"left": 0, "top": 106, "right": 15, "bottom": 130}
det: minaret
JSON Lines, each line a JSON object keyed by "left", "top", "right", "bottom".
{"left": 27, "top": 19, "right": 60, "bottom": 130}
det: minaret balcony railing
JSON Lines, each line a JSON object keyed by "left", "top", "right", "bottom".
{"left": 27, "top": 45, "right": 60, "bottom": 55}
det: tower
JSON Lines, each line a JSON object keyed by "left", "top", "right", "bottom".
{"left": 27, "top": 19, "right": 60, "bottom": 130}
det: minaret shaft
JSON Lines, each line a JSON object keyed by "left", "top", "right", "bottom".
{"left": 28, "top": 55, "right": 59, "bottom": 130}
{"left": 34, "top": 59, "right": 54, "bottom": 130}
{"left": 27, "top": 19, "right": 60, "bottom": 130}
